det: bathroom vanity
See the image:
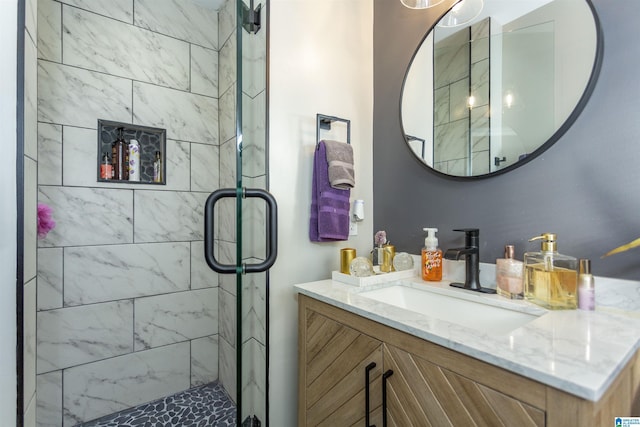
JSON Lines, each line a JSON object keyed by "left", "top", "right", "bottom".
{"left": 296, "top": 275, "right": 640, "bottom": 426}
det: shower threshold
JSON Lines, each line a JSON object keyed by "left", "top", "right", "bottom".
{"left": 77, "top": 381, "right": 236, "bottom": 426}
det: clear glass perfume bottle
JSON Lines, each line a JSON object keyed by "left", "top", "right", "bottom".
{"left": 524, "top": 233, "right": 578, "bottom": 310}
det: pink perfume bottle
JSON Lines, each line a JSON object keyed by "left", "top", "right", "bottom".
{"left": 496, "top": 245, "right": 524, "bottom": 299}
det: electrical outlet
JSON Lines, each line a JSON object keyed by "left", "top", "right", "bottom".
{"left": 349, "top": 221, "right": 358, "bottom": 236}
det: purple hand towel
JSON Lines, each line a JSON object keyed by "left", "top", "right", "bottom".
{"left": 309, "top": 141, "right": 351, "bottom": 242}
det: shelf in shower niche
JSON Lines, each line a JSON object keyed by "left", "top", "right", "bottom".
{"left": 97, "top": 119, "right": 166, "bottom": 185}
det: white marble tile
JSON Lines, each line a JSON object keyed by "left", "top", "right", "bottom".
{"left": 133, "top": 82, "right": 218, "bottom": 144}
{"left": 242, "top": 338, "right": 266, "bottom": 420}
{"left": 25, "top": 394, "right": 36, "bottom": 427}
{"left": 191, "top": 143, "right": 219, "bottom": 192}
{"left": 24, "top": 278, "right": 37, "bottom": 410}
{"left": 218, "top": 0, "right": 235, "bottom": 48}
{"left": 191, "top": 45, "right": 218, "bottom": 97}
{"left": 38, "top": 186, "right": 133, "bottom": 247}
{"left": 434, "top": 28, "right": 469, "bottom": 88}
{"left": 449, "top": 77, "right": 470, "bottom": 122}
{"left": 219, "top": 288, "right": 236, "bottom": 347}
{"left": 24, "top": 158, "right": 37, "bottom": 281}
{"left": 218, "top": 29, "right": 236, "bottom": 98}
{"left": 218, "top": 240, "right": 236, "bottom": 295}
{"left": 59, "top": 0, "right": 133, "bottom": 23}
{"left": 64, "top": 242, "right": 190, "bottom": 305}
{"left": 434, "top": 120, "right": 468, "bottom": 163}
{"left": 218, "top": 196, "right": 236, "bottom": 245}
{"left": 63, "top": 7, "right": 190, "bottom": 90}
{"left": 37, "top": 300, "right": 134, "bottom": 373}
{"left": 37, "top": 247, "right": 63, "bottom": 310}
{"left": 241, "top": 5, "right": 266, "bottom": 98}
{"left": 24, "top": 37, "right": 38, "bottom": 160}
{"left": 434, "top": 86, "right": 450, "bottom": 127}
{"left": 63, "top": 342, "right": 190, "bottom": 426}
{"left": 242, "top": 272, "right": 266, "bottom": 344}
{"left": 447, "top": 157, "right": 469, "bottom": 176}
{"left": 471, "top": 150, "right": 490, "bottom": 175}
{"left": 25, "top": 0, "right": 37, "bottom": 42}
{"left": 241, "top": 197, "right": 266, "bottom": 262}
{"left": 37, "top": 0, "right": 62, "bottom": 62}
{"left": 471, "top": 58, "right": 489, "bottom": 107}
{"left": 38, "top": 61, "right": 132, "bottom": 129}
{"left": 134, "top": 288, "right": 218, "bottom": 350}
{"left": 471, "top": 106, "right": 490, "bottom": 152}
{"left": 191, "top": 240, "right": 219, "bottom": 289}
{"left": 219, "top": 136, "right": 236, "bottom": 187}
{"left": 471, "top": 18, "right": 490, "bottom": 64}
{"left": 191, "top": 335, "right": 219, "bottom": 386}
{"left": 38, "top": 123, "right": 62, "bottom": 186}
{"left": 134, "top": 190, "right": 207, "bottom": 242}
{"left": 61, "top": 128, "right": 191, "bottom": 191}
{"left": 241, "top": 92, "right": 266, "bottom": 178}
{"left": 37, "top": 371, "right": 62, "bottom": 427}
{"left": 218, "top": 336, "right": 236, "bottom": 403}
{"left": 134, "top": 0, "right": 218, "bottom": 49}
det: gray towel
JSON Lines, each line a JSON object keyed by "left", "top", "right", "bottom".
{"left": 323, "top": 139, "right": 355, "bottom": 189}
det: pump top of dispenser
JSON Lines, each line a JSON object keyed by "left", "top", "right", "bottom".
{"left": 423, "top": 228, "right": 439, "bottom": 250}
{"left": 529, "top": 233, "right": 557, "bottom": 252}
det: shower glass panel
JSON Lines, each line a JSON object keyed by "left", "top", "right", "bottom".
{"left": 237, "top": 0, "right": 269, "bottom": 423}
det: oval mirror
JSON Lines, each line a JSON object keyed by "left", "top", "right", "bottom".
{"left": 401, "top": 0, "right": 602, "bottom": 178}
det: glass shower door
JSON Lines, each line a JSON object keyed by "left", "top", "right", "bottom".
{"left": 205, "top": 0, "right": 272, "bottom": 425}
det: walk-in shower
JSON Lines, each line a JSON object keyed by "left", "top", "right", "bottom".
{"left": 29, "top": 0, "right": 270, "bottom": 425}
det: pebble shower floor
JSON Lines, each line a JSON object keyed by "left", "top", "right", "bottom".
{"left": 77, "top": 382, "right": 236, "bottom": 426}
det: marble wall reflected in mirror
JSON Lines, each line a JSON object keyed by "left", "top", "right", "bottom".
{"left": 401, "top": 0, "right": 601, "bottom": 178}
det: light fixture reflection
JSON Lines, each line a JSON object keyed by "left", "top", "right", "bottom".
{"left": 401, "top": 0, "right": 446, "bottom": 9}
{"left": 438, "top": 0, "right": 484, "bottom": 27}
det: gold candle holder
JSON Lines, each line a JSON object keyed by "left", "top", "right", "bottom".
{"left": 381, "top": 244, "right": 396, "bottom": 272}
{"left": 340, "top": 248, "right": 357, "bottom": 274}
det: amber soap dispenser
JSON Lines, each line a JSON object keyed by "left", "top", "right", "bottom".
{"left": 422, "top": 228, "right": 442, "bottom": 281}
{"left": 524, "top": 233, "right": 578, "bottom": 310}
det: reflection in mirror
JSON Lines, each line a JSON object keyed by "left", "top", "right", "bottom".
{"left": 401, "top": 0, "right": 600, "bottom": 178}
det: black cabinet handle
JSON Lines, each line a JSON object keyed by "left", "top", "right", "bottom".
{"left": 365, "top": 362, "right": 376, "bottom": 427}
{"left": 382, "top": 369, "right": 394, "bottom": 427}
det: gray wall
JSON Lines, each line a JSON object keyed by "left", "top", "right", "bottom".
{"left": 374, "top": 0, "right": 640, "bottom": 280}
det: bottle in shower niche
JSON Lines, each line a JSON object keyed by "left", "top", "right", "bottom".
{"left": 128, "top": 139, "right": 140, "bottom": 181}
{"left": 496, "top": 245, "right": 524, "bottom": 299}
{"left": 100, "top": 152, "right": 112, "bottom": 180}
{"left": 524, "top": 233, "right": 578, "bottom": 310}
{"left": 153, "top": 151, "right": 163, "bottom": 183}
{"left": 112, "top": 127, "right": 127, "bottom": 180}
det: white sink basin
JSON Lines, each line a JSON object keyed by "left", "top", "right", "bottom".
{"left": 359, "top": 284, "right": 544, "bottom": 335}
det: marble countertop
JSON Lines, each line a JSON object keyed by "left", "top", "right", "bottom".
{"left": 294, "top": 269, "right": 640, "bottom": 402}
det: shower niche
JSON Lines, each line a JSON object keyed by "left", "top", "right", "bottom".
{"left": 97, "top": 119, "right": 166, "bottom": 185}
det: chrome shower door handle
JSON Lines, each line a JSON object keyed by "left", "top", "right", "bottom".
{"left": 204, "top": 188, "right": 278, "bottom": 274}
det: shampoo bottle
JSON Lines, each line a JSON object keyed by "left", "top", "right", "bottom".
{"left": 422, "top": 228, "right": 442, "bottom": 281}
{"left": 128, "top": 139, "right": 140, "bottom": 181}
{"left": 524, "top": 233, "right": 578, "bottom": 310}
{"left": 112, "top": 127, "right": 127, "bottom": 180}
{"left": 153, "top": 151, "right": 162, "bottom": 183}
{"left": 496, "top": 245, "right": 524, "bottom": 299}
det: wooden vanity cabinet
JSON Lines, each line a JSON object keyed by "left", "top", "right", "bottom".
{"left": 298, "top": 294, "right": 640, "bottom": 427}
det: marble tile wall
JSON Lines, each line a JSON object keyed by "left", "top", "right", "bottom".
{"left": 35, "top": 0, "right": 225, "bottom": 425}
{"left": 433, "top": 18, "right": 491, "bottom": 175}
{"left": 23, "top": 0, "right": 38, "bottom": 424}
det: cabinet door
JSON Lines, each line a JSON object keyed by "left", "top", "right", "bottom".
{"left": 383, "top": 344, "right": 545, "bottom": 427}
{"left": 302, "top": 308, "right": 383, "bottom": 426}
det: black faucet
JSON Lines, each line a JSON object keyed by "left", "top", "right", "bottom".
{"left": 444, "top": 228, "right": 496, "bottom": 294}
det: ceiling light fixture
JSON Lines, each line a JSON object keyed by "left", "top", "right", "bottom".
{"left": 400, "top": 0, "right": 446, "bottom": 10}
{"left": 437, "top": 0, "right": 484, "bottom": 27}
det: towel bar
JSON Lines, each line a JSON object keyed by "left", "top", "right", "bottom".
{"left": 316, "top": 114, "right": 351, "bottom": 148}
